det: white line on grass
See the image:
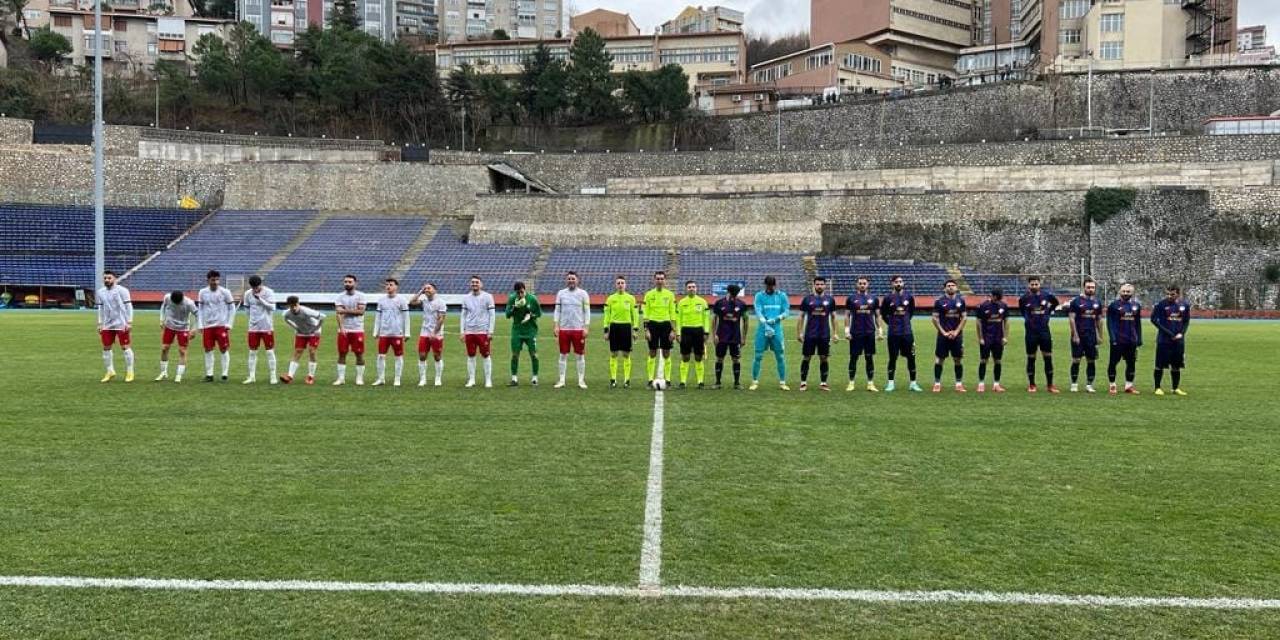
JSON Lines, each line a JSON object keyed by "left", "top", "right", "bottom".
{"left": 638, "top": 389, "right": 666, "bottom": 591}
{"left": 2, "top": 576, "right": 1278, "bottom": 610}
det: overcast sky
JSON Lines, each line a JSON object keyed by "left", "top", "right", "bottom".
{"left": 571, "top": 0, "right": 1278, "bottom": 41}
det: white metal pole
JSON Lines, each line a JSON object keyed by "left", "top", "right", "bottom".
{"left": 1147, "top": 69, "right": 1155, "bottom": 136}
{"left": 93, "top": 0, "right": 105, "bottom": 279}
{"left": 1086, "top": 56, "right": 1093, "bottom": 131}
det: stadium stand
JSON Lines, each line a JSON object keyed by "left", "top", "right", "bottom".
{"left": 0, "top": 204, "right": 206, "bottom": 286}
{"left": 123, "top": 210, "right": 314, "bottom": 291}
{"left": 539, "top": 248, "right": 668, "bottom": 294}
{"left": 400, "top": 227, "right": 538, "bottom": 293}
{"left": 680, "top": 251, "right": 808, "bottom": 294}
{"left": 264, "top": 216, "right": 428, "bottom": 291}
{"left": 816, "top": 257, "right": 951, "bottom": 296}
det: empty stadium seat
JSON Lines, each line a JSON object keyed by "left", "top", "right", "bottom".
{"left": 400, "top": 228, "right": 538, "bottom": 294}
{"left": 266, "top": 217, "right": 427, "bottom": 292}
{"left": 540, "top": 248, "right": 668, "bottom": 294}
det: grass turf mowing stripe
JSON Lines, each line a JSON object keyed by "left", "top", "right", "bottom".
{"left": 2, "top": 576, "right": 1278, "bottom": 610}
{"left": 639, "top": 389, "right": 666, "bottom": 590}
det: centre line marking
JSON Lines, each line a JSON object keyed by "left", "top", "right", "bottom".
{"left": 639, "top": 389, "right": 666, "bottom": 591}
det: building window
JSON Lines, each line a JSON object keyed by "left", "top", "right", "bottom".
{"left": 843, "top": 53, "right": 881, "bottom": 74}
{"left": 1059, "top": 0, "right": 1087, "bottom": 20}
{"left": 1058, "top": 28, "right": 1080, "bottom": 44}
{"left": 1100, "top": 41, "right": 1123, "bottom": 60}
{"left": 148, "top": 42, "right": 157, "bottom": 55}
{"left": 806, "top": 51, "right": 832, "bottom": 70}
{"left": 1100, "top": 13, "right": 1123, "bottom": 33}
{"left": 54, "top": 14, "right": 72, "bottom": 27}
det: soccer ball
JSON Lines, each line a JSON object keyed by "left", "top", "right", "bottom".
{"left": 653, "top": 378, "right": 668, "bottom": 391}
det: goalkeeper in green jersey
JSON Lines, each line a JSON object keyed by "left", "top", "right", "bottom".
{"left": 505, "top": 281, "right": 542, "bottom": 386}
{"left": 603, "top": 275, "right": 641, "bottom": 388}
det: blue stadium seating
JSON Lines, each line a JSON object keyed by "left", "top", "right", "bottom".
{"left": 265, "top": 217, "right": 427, "bottom": 292}
{"left": 400, "top": 227, "right": 538, "bottom": 294}
{"left": 540, "top": 248, "right": 668, "bottom": 294}
{"left": 0, "top": 204, "right": 206, "bottom": 287}
{"left": 680, "top": 251, "right": 808, "bottom": 295}
{"left": 816, "top": 257, "right": 952, "bottom": 296}
{"left": 123, "top": 210, "right": 314, "bottom": 291}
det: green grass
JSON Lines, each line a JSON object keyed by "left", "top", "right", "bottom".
{"left": 2, "top": 311, "right": 1279, "bottom": 637}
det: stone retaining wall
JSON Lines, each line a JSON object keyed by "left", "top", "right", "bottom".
{"left": 0, "top": 118, "right": 34, "bottom": 145}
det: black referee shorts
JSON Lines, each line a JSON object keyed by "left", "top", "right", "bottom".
{"left": 679, "top": 328, "right": 706, "bottom": 357}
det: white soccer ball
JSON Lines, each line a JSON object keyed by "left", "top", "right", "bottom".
{"left": 653, "top": 379, "right": 668, "bottom": 391}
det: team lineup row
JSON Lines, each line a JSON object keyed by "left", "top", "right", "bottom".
{"left": 93, "top": 270, "right": 1194, "bottom": 396}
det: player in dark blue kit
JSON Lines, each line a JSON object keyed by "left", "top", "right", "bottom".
{"left": 1067, "top": 277, "right": 1104, "bottom": 393}
{"left": 1019, "top": 276, "right": 1061, "bottom": 394}
{"left": 843, "top": 276, "right": 881, "bottom": 392}
{"left": 1150, "top": 284, "right": 1190, "bottom": 396}
{"left": 797, "top": 276, "right": 839, "bottom": 391}
{"left": 931, "top": 279, "right": 968, "bottom": 393}
{"left": 710, "top": 284, "right": 749, "bottom": 389}
{"left": 880, "top": 275, "right": 922, "bottom": 393}
{"left": 975, "top": 288, "right": 1009, "bottom": 393}
{"left": 1106, "top": 283, "right": 1143, "bottom": 395}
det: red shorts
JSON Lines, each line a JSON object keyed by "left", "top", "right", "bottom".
{"left": 100, "top": 328, "right": 132, "bottom": 349}
{"left": 294, "top": 335, "right": 321, "bottom": 350}
{"left": 337, "top": 331, "right": 366, "bottom": 356}
{"left": 558, "top": 329, "right": 587, "bottom": 355}
{"left": 418, "top": 336, "right": 444, "bottom": 359}
{"left": 247, "top": 331, "right": 275, "bottom": 350}
{"left": 161, "top": 328, "right": 190, "bottom": 348}
{"left": 378, "top": 336, "right": 405, "bottom": 356}
{"left": 464, "top": 333, "right": 491, "bottom": 358}
{"left": 202, "top": 327, "right": 230, "bottom": 352}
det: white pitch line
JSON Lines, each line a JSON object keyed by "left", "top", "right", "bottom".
{"left": 2, "top": 576, "right": 1278, "bottom": 610}
{"left": 638, "top": 387, "right": 666, "bottom": 590}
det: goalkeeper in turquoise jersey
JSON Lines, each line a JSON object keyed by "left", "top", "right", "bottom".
{"left": 751, "top": 275, "right": 791, "bottom": 391}
{"left": 505, "top": 281, "right": 541, "bottom": 386}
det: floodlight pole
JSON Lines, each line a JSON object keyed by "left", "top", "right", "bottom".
{"left": 93, "top": 0, "right": 105, "bottom": 279}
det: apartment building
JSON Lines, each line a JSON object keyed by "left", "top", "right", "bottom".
{"left": 239, "top": 0, "right": 321, "bottom": 48}
{"left": 438, "top": 0, "right": 563, "bottom": 43}
{"left": 1048, "top": 0, "right": 1236, "bottom": 72}
{"left": 569, "top": 8, "right": 639, "bottom": 38}
{"left": 435, "top": 30, "right": 745, "bottom": 97}
{"left": 810, "top": 0, "right": 975, "bottom": 83}
{"left": 658, "top": 5, "right": 743, "bottom": 35}
{"left": 394, "top": 0, "right": 439, "bottom": 40}
{"left": 1237, "top": 24, "right": 1265, "bottom": 52}
{"left": 47, "top": 7, "right": 231, "bottom": 75}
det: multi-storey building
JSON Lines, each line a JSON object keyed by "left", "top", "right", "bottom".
{"left": 438, "top": 0, "right": 562, "bottom": 43}
{"left": 1236, "top": 24, "right": 1264, "bottom": 52}
{"left": 658, "top": 5, "right": 743, "bottom": 35}
{"left": 1047, "top": 0, "right": 1236, "bottom": 71}
{"left": 47, "top": 7, "right": 231, "bottom": 75}
{"left": 394, "top": 0, "right": 439, "bottom": 41}
{"left": 435, "top": 30, "right": 744, "bottom": 99}
{"left": 240, "top": 0, "right": 322, "bottom": 48}
{"left": 569, "top": 8, "right": 639, "bottom": 38}
{"left": 810, "top": 0, "right": 976, "bottom": 83}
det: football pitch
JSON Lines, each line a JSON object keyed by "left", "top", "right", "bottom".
{"left": 2, "top": 311, "right": 1279, "bottom": 638}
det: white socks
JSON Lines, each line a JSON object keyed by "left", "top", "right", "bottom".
{"left": 336, "top": 364, "right": 346, "bottom": 381}
{"left": 419, "top": 360, "right": 428, "bottom": 383}
{"left": 176, "top": 364, "right": 185, "bottom": 378}
{"left": 394, "top": 357, "right": 403, "bottom": 384}
{"left": 377, "top": 354, "right": 387, "bottom": 380}
{"left": 558, "top": 354, "right": 568, "bottom": 382}
{"left": 435, "top": 359, "right": 443, "bottom": 383}
{"left": 308, "top": 361, "right": 317, "bottom": 376}
{"left": 289, "top": 361, "right": 299, "bottom": 377}
{"left": 204, "top": 351, "right": 215, "bottom": 376}
{"left": 355, "top": 365, "right": 365, "bottom": 384}
{"left": 220, "top": 351, "right": 230, "bottom": 377}
{"left": 159, "top": 360, "right": 169, "bottom": 376}
{"left": 466, "top": 356, "right": 477, "bottom": 383}
{"left": 103, "top": 350, "right": 114, "bottom": 373}
{"left": 121, "top": 348, "right": 134, "bottom": 373}
{"left": 482, "top": 357, "right": 491, "bottom": 385}
{"left": 266, "top": 350, "right": 276, "bottom": 378}
{"left": 576, "top": 355, "right": 586, "bottom": 383}
{"left": 247, "top": 351, "right": 258, "bottom": 377}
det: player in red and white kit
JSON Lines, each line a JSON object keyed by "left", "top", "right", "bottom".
{"left": 96, "top": 269, "right": 135, "bottom": 382}
{"left": 280, "top": 296, "right": 326, "bottom": 385}
{"left": 197, "top": 270, "right": 236, "bottom": 382}
{"left": 372, "top": 278, "right": 411, "bottom": 387}
{"left": 157, "top": 290, "right": 197, "bottom": 382}
{"left": 241, "top": 274, "right": 277, "bottom": 384}
{"left": 460, "top": 275, "right": 496, "bottom": 388}
{"left": 334, "top": 274, "right": 367, "bottom": 386}
{"left": 411, "top": 282, "right": 448, "bottom": 387}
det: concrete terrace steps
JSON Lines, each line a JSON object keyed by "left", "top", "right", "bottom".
{"left": 389, "top": 220, "right": 444, "bottom": 283}
{"left": 526, "top": 245, "right": 553, "bottom": 293}
{"left": 667, "top": 249, "right": 679, "bottom": 282}
{"left": 259, "top": 211, "right": 334, "bottom": 277}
